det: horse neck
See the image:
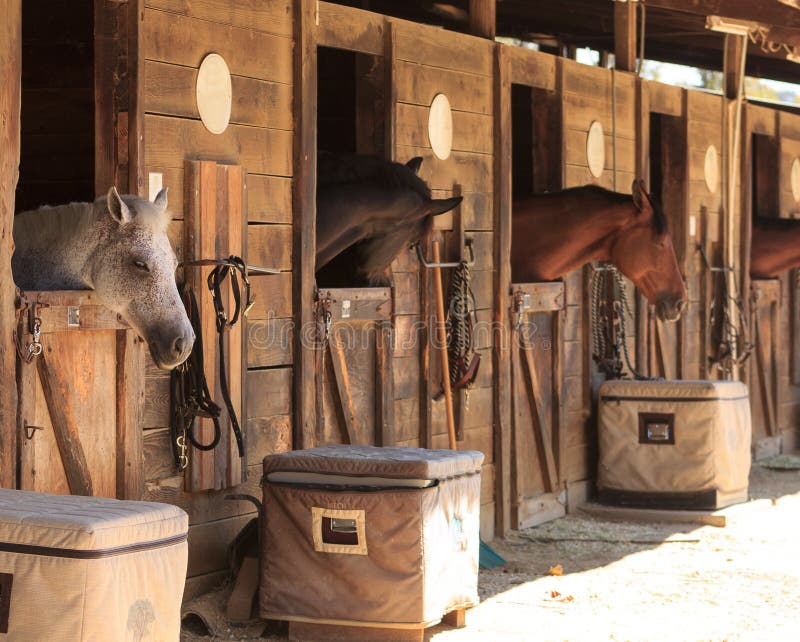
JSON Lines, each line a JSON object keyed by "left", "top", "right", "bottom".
{"left": 516, "top": 194, "right": 634, "bottom": 280}
{"left": 15, "top": 203, "right": 101, "bottom": 288}
{"left": 751, "top": 219, "right": 800, "bottom": 277}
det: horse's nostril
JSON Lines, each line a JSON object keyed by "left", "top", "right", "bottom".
{"left": 677, "top": 299, "right": 687, "bottom": 313}
{"left": 173, "top": 337, "right": 184, "bottom": 355}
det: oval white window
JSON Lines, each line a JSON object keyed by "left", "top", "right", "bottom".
{"left": 704, "top": 145, "right": 719, "bottom": 194}
{"left": 428, "top": 93, "right": 453, "bottom": 160}
{"left": 196, "top": 53, "right": 232, "bottom": 135}
{"left": 586, "top": 121, "right": 605, "bottom": 179}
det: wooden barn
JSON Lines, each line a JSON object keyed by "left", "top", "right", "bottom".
{"left": 1, "top": 0, "right": 800, "bottom": 609}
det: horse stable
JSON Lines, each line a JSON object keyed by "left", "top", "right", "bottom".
{"left": 1, "top": 0, "right": 800, "bottom": 639}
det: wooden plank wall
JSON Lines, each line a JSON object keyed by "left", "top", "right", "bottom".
{"left": 16, "top": 0, "right": 95, "bottom": 212}
{"left": 137, "top": 0, "right": 294, "bottom": 598}
{"left": 388, "top": 19, "right": 497, "bottom": 539}
{"left": 558, "top": 59, "right": 637, "bottom": 492}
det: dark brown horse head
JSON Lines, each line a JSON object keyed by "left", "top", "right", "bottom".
{"left": 611, "top": 180, "right": 687, "bottom": 322}
{"left": 316, "top": 154, "right": 462, "bottom": 286}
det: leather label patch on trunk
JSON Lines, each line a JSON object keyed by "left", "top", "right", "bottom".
{"left": 311, "top": 507, "right": 368, "bottom": 555}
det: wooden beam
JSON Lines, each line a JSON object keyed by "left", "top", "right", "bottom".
{"left": 36, "top": 355, "right": 94, "bottom": 496}
{"left": 722, "top": 32, "right": 748, "bottom": 379}
{"left": 0, "top": 0, "right": 20, "bottom": 489}
{"left": 614, "top": 0, "right": 638, "bottom": 72}
{"left": 327, "top": 328, "right": 361, "bottom": 445}
{"left": 293, "top": 0, "right": 318, "bottom": 449}
{"left": 646, "top": 0, "right": 800, "bottom": 30}
{"left": 469, "top": 0, "right": 496, "bottom": 39}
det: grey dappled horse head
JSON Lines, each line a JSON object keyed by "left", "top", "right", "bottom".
{"left": 13, "top": 187, "right": 194, "bottom": 370}
{"left": 316, "top": 153, "right": 462, "bottom": 286}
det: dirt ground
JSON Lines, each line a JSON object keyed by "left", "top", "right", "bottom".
{"left": 182, "top": 462, "right": 800, "bottom": 641}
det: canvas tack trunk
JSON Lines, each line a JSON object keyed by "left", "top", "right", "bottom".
{"left": 0, "top": 489, "right": 188, "bottom": 641}
{"left": 259, "top": 445, "right": 483, "bottom": 630}
{"left": 597, "top": 379, "right": 751, "bottom": 509}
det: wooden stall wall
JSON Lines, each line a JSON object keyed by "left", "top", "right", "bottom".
{"left": 387, "top": 18, "right": 497, "bottom": 539}
{"left": 776, "top": 109, "right": 800, "bottom": 453}
{"left": 132, "top": 0, "right": 294, "bottom": 599}
{"left": 558, "top": 59, "right": 637, "bottom": 504}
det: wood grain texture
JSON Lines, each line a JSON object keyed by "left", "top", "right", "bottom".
{"left": 142, "top": 7, "right": 292, "bottom": 83}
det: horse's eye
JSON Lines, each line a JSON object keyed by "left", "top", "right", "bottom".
{"left": 134, "top": 260, "right": 150, "bottom": 272}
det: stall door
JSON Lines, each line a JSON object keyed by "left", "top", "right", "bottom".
{"left": 750, "top": 279, "right": 780, "bottom": 458}
{"left": 17, "top": 292, "right": 145, "bottom": 499}
{"left": 315, "top": 288, "right": 394, "bottom": 447}
{"left": 509, "top": 282, "right": 566, "bottom": 529}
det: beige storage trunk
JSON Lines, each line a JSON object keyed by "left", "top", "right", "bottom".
{"left": 260, "top": 446, "right": 483, "bottom": 630}
{"left": 598, "top": 379, "right": 751, "bottom": 509}
{"left": 0, "top": 489, "right": 188, "bottom": 641}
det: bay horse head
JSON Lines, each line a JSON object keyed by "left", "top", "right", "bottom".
{"left": 89, "top": 188, "right": 195, "bottom": 369}
{"left": 316, "top": 154, "right": 462, "bottom": 285}
{"left": 611, "top": 180, "right": 687, "bottom": 322}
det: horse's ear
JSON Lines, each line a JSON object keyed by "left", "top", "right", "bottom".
{"left": 153, "top": 187, "right": 168, "bottom": 211}
{"left": 631, "top": 179, "right": 647, "bottom": 212}
{"left": 405, "top": 157, "right": 423, "bottom": 175}
{"left": 106, "top": 186, "right": 132, "bottom": 224}
{"left": 426, "top": 196, "right": 463, "bottom": 217}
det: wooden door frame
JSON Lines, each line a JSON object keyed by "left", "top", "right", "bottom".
{"left": 494, "top": 44, "right": 562, "bottom": 534}
{"left": 0, "top": 0, "right": 21, "bottom": 488}
{"left": 637, "top": 80, "right": 689, "bottom": 380}
{"left": 295, "top": 2, "right": 395, "bottom": 449}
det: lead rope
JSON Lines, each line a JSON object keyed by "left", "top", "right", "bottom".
{"left": 697, "top": 243, "right": 752, "bottom": 375}
{"left": 591, "top": 264, "right": 654, "bottom": 380}
{"left": 171, "top": 256, "right": 255, "bottom": 471}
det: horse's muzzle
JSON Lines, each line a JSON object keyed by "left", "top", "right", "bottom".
{"left": 151, "top": 328, "right": 195, "bottom": 370}
{"left": 656, "top": 297, "right": 686, "bottom": 323}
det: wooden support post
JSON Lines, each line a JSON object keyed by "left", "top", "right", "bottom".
{"left": 721, "top": 33, "right": 747, "bottom": 381}
{"left": 493, "top": 45, "right": 512, "bottom": 535}
{"left": 0, "top": 0, "right": 21, "bottom": 489}
{"left": 469, "top": 0, "right": 496, "bottom": 39}
{"left": 128, "top": 0, "right": 144, "bottom": 195}
{"left": 294, "top": 0, "right": 318, "bottom": 449}
{"left": 614, "top": 0, "right": 638, "bottom": 72}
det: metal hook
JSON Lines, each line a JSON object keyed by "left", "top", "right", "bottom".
{"left": 415, "top": 239, "right": 475, "bottom": 269}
